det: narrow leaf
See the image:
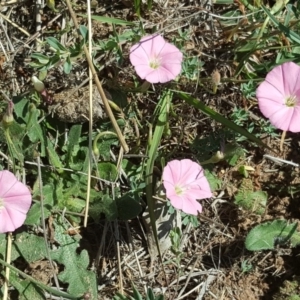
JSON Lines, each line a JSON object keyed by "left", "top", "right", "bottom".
{"left": 80, "top": 14, "right": 134, "bottom": 26}
{"left": 66, "top": 124, "right": 82, "bottom": 166}
{"left": 145, "top": 90, "right": 171, "bottom": 259}
{"left": 261, "top": 5, "right": 300, "bottom": 44}
{"left": 177, "top": 92, "right": 272, "bottom": 150}
{"left": 46, "top": 37, "right": 67, "bottom": 52}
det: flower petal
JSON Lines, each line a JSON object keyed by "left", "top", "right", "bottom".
{"left": 289, "top": 106, "right": 300, "bottom": 132}
{"left": 0, "top": 170, "right": 32, "bottom": 233}
{"left": 182, "top": 195, "right": 202, "bottom": 215}
{"left": 256, "top": 81, "right": 286, "bottom": 106}
{"left": 256, "top": 62, "right": 300, "bottom": 132}
{"left": 0, "top": 207, "right": 27, "bottom": 233}
{"left": 130, "top": 34, "right": 182, "bottom": 83}
{"left": 163, "top": 160, "right": 182, "bottom": 187}
{"left": 168, "top": 194, "right": 202, "bottom": 215}
{"left": 186, "top": 183, "right": 212, "bottom": 200}
{"left": 162, "top": 159, "right": 212, "bottom": 215}
{"left": 144, "top": 68, "right": 176, "bottom": 84}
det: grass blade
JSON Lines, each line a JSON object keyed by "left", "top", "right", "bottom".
{"left": 177, "top": 92, "right": 272, "bottom": 150}
{"left": 145, "top": 90, "right": 171, "bottom": 258}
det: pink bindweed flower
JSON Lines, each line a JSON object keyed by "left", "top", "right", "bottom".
{"left": 162, "top": 159, "right": 212, "bottom": 215}
{"left": 0, "top": 170, "right": 32, "bottom": 233}
{"left": 256, "top": 62, "right": 300, "bottom": 132}
{"left": 129, "top": 34, "right": 183, "bottom": 83}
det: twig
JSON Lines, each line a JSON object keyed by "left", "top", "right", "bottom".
{"left": 3, "top": 232, "right": 12, "bottom": 300}
{"left": 114, "top": 220, "right": 123, "bottom": 294}
{"left": 0, "top": 20, "right": 14, "bottom": 52}
{"left": 280, "top": 130, "right": 286, "bottom": 152}
{"left": 177, "top": 256, "right": 200, "bottom": 298}
{"left": 263, "top": 154, "right": 299, "bottom": 167}
{"left": 0, "top": 10, "right": 63, "bottom": 60}
{"left": 195, "top": 271, "right": 218, "bottom": 300}
{"left": 65, "top": 0, "right": 129, "bottom": 153}
{"left": 35, "top": 0, "right": 42, "bottom": 51}
{"left": 84, "top": 0, "right": 93, "bottom": 228}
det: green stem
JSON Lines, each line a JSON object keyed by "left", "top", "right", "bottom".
{"left": 0, "top": 257, "right": 82, "bottom": 299}
{"left": 145, "top": 90, "right": 171, "bottom": 259}
{"left": 3, "top": 128, "right": 16, "bottom": 172}
{"left": 93, "top": 131, "right": 117, "bottom": 158}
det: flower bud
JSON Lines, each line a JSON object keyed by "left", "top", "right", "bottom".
{"left": 211, "top": 69, "right": 221, "bottom": 94}
{"left": 31, "top": 76, "right": 45, "bottom": 92}
{"left": 2, "top": 101, "right": 14, "bottom": 127}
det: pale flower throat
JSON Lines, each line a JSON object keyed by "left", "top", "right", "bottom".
{"left": 0, "top": 198, "right": 4, "bottom": 210}
{"left": 175, "top": 185, "right": 185, "bottom": 195}
{"left": 149, "top": 57, "right": 160, "bottom": 69}
{"left": 285, "top": 95, "right": 299, "bottom": 107}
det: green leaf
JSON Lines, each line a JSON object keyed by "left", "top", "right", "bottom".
{"left": 79, "top": 25, "right": 88, "bottom": 41}
{"left": 2, "top": 123, "right": 25, "bottom": 163}
{"left": 134, "top": 0, "right": 141, "bottom": 17}
{"left": 63, "top": 56, "right": 72, "bottom": 74}
{"left": 47, "top": 55, "right": 61, "bottom": 69}
{"left": 0, "top": 233, "right": 20, "bottom": 262}
{"left": 278, "top": 25, "right": 300, "bottom": 46}
{"left": 31, "top": 53, "right": 50, "bottom": 64}
{"left": 46, "top": 137, "right": 64, "bottom": 173}
{"left": 13, "top": 95, "right": 30, "bottom": 119}
{"left": 7, "top": 272, "right": 45, "bottom": 300}
{"left": 204, "top": 170, "right": 222, "bottom": 191}
{"left": 66, "top": 124, "right": 82, "bottom": 166}
{"left": 20, "top": 282, "right": 45, "bottom": 300}
{"left": 261, "top": 5, "right": 300, "bottom": 44}
{"left": 177, "top": 92, "right": 273, "bottom": 151}
{"left": 98, "top": 162, "right": 118, "bottom": 181}
{"left": 235, "top": 189, "right": 267, "bottom": 215}
{"left": 0, "top": 257, "right": 80, "bottom": 299}
{"left": 113, "top": 293, "right": 132, "bottom": 300}
{"left": 26, "top": 107, "right": 46, "bottom": 157}
{"left": 245, "top": 220, "right": 300, "bottom": 251}
{"left": 82, "top": 15, "right": 134, "bottom": 26}
{"left": 50, "top": 218, "right": 97, "bottom": 298}
{"left": 46, "top": 37, "right": 67, "bottom": 52}
{"left": 89, "top": 194, "right": 118, "bottom": 221}
{"left": 149, "top": 288, "right": 164, "bottom": 300}
{"left": 97, "top": 134, "right": 119, "bottom": 161}
{"left": 132, "top": 285, "right": 143, "bottom": 300}
{"left": 25, "top": 203, "right": 51, "bottom": 225}
{"left": 116, "top": 192, "right": 142, "bottom": 220}
{"left": 14, "top": 233, "right": 47, "bottom": 263}
{"left": 66, "top": 197, "right": 86, "bottom": 213}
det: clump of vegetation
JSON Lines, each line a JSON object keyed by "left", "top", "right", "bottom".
{"left": 0, "top": 0, "right": 300, "bottom": 299}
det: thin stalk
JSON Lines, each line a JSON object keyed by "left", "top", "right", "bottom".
{"left": 0, "top": 257, "right": 81, "bottom": 299}
{"left": 65, "top": 0, "right": 129, "bottom": 153}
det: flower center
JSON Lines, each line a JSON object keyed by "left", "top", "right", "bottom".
{"left": 0, "top": 197, "right": 4, "bottom": 211}
{"left": 285, "top": 95, "right": 298, "bottom": 107}
{"left": 175, "top": 185, "right": 185, "bottom": 195}
{"left": 149, "top": 57, "right": 160, "bottom": 69}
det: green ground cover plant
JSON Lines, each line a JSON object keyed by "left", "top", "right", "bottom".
{"left": 1, "top": 0, "right": 300, "bottom": 299}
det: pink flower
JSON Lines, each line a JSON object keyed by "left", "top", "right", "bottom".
{"left": 162, "top": 159, "right": 212, "bottom": 215}
{"left": 0, "top": 170, "right": 32, "bottom": 233}
{"left": 256, "top": 62, "right": 300, "bottom": 132}
{"left": 129, "top": 34, "right": 183, "bottom": 83}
